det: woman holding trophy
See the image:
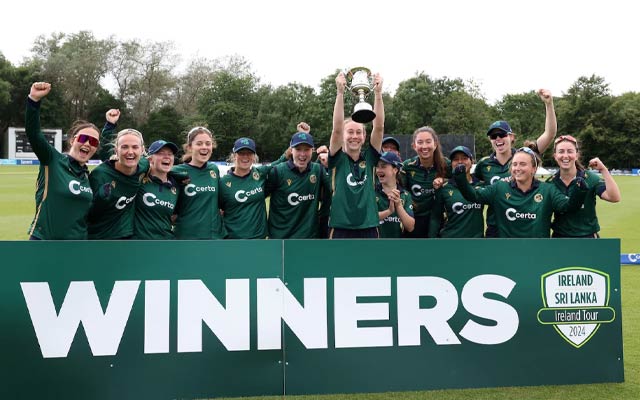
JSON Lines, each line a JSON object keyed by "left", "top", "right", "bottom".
{"left": 327, "top": 68, "right": 385, "bottom": 239}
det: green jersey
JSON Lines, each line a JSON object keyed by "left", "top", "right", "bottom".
{"left": 172, "top": 162, "right": 225, "bottom": 240}
{"left": 88, "top": 160, "right": 147, "bottom": 239}
{"left": 266, "top": 161, "right": 329, "bottom": 239}
{"left": 548, "top": 170, "right": 606, "bottom": 237}
{"left": 133, "top": 175, "right": 179, "bottom": 240}
{"left": 328, "top": 145, "right": 380, "bottom": 230}
{"left": 375, "top": 184, "right": 414, "bottom": 238}
{"left": 473, "top": 150, "right": 515, "bottom": 229}
{"left": 455, "top": 173, "right": 588, "bottom": 238}
{"left": 430, "top": 178, "right": 484, "bottom": 238}
{"left": 219, "top": 166, "right": 270, "bottom": 239}
{"left": 87, "top": 121, "right": 149, "bottom": 239}
{"left": 25, "top": 98, "right": 93, "bottom": 240}
{"left": 401, "top": 156, "right": 451, "bottom": 218}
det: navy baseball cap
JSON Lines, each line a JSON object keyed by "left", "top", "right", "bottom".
{"left": 233, "top": 137, "right": 256, "bottom": 153}
{"left": 449, "top": 145, "right": 473, "bottom": 160}
{"left": 486, "top": 120, "right": 513, "bottom": 136}
{"left": 290, "top": 132, "right": 314, "bottom": 148}
{"left": 382, "top": 136, "right": 400, "bottom": 150}
{"left": 379, "top": 151, "right": 402, "bottom": 168}
{"left": 148, "top": 140, "right": 178, "bottom": 155}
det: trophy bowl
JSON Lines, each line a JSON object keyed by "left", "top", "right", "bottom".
{"left": 346, "top": 67, "right": 376, "bottom": 124}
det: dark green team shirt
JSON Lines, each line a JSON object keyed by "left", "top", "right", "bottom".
{"left": 328, "top": 145, "right": 381, "bottom": 230}
{"left": 88, "top": 160, "right": 147, "bottom": 239}
{"left": 473, "top": 149, "right": 515, "bottom": 229}
{"left": 172, "top": 162, "right": 225, "bottom": 240}
{"left": 548, "top": 170, "right": 607, "bottom": 236}
{"left": 375, "top": 185, "right": 414, "bottom": 238}
{"left": 455, "top": 173, "right": 588, "bottom": 238}
{"left": 25, "top": 98, "right": 93, "bottom": 240}
{"left": 266, "top": 160, "right": 330, "bottom": 239}
{"left": 430, "top": 178, "right": 484, "bottom": 238}
{"left": 219, "top": 166, "right": 270, "bottom": 239}
{"left": 401, "top": 156, "right": 451, "bottom": 218}
{"left": 133, "top": 175, "right": 179, "bottom": 240}
{"left": 88, "top": 121, "right": 149, "bottom": 239}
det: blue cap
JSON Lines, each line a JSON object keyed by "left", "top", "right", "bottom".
{"left": 290, "top": 132, "right": 314, "bottom": 148}
{"left": 382, "top": 136, "right": 400, "bottom": 150}
{"left": 449, "top": 145, "right": 474, "bottom": 160}
{"left": 233, "top": 137, "right": 256, "bottom": 153}
{"left": 379, "top": 151, "right": 402, "bottom": 168}
{"left": 148, "top": 140, "right": 178, "bottom": 155}
{"left": 486, "top": 120, "right": 513, "bottom": 136}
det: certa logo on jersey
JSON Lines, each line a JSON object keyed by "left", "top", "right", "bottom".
{"left": 143, "top": 193, "right": 175, "bottom": 210}
{"left": 68, "top": 180, "right": 92, "bottom": 195}
{"left": 235, "top": 187, "right": 263, "bottom": 203}
{"left": 346, "top": 173, "right": 367, "bottom": 187}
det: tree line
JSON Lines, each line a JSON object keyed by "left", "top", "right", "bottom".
{"left": 1, "top": 31, "right": 638, "bottom": 168}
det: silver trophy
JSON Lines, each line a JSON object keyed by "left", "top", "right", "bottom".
{"left": 346, "top": 67, "right": 376, "bottom": 123}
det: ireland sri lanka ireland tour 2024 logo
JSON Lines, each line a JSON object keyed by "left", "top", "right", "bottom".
{"left": 537, "top": 267, "right": 616, "bottom": 348}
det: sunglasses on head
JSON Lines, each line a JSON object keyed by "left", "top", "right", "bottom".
{"left": 489, "top": 131, "right": 509, "bottom": 140}
{"left": 554, "top": 135, "right": 578, "bottom": 146}
{"left": 516, "top": 147, "right": 538, "bottom": 169}
{"left": 76, "top": 134, "right": 99, "bottom": 147}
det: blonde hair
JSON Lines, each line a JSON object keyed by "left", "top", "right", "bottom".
{"left": 110, "top": 128, "right": 145, "bottom": 160}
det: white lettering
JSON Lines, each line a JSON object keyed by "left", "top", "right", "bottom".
{"left": 506, "top": 207, "right": 537, "bottom": 222}
{"left": 287, "top": 192, "right": 315, "bottom": 206}
{"left": 143, "top": 193, "right": 175, "bottom": 210}
{"left": 68, "top": 180, "right": 93, "bottom": 196}
{"left": 185, "top": 184, "right": 216, "bottom": 197}
{"left": 459, "top": 275, "right": 519, "bottom": 344}
{"left": 115, "top": 194, "right": 136, "bottom": 210}
{"left": 346, "top": 173, "right": 367, "bottom": 187}
{"left": 177, "top": 279, "right": 250, "bottom": 352}
{"left": 235, "top": 187, "right": 263, "bottom": 203}
{"left": 257, "top": 278, "right": 327, "bottom": 350}
{"left": 144, "top": 280, "right": 170, "bottom": 354}
{"left": 20, "top": 281, "right": 139, "bottom": 358}
{"left": 334, "top": 277, "right": 392, "bottom": 348}
{"left": 397, "top": 277, "right": 460, "bottom": 346}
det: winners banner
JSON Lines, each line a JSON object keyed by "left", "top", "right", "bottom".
{"left": 0, "top": 239, "right": 623, "bottom": 399}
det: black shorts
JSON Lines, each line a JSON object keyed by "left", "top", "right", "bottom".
{"left": 330, "top": 227, "right": 379, "bottom": 239}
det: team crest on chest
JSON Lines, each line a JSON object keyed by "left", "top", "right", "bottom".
{"left": 359, "top": 161, "right": 366, "bottom": 169}
{"left": 411, "top": 171, "right": 416, "bottom": 177}
{"left": 448, "top": 190, "right": 453, "bottom": 197}
{"left": 505, "top": 193, "right": 511, "bottom": 200}
{"left": 210, "top": 171, "right": 217, "bottom": 179}
{"left": 111, "top": 180, "right": 116, "bottom": 189}
{"left": 534, "top": 193, "right": 543, "bottom": 203}
{"left": 225, "top": 181, "right": 232, "bottom": 188}
{"left": 287, "top": 179, "right": 292, "bottom": 186}
{"left": 252, "top": 171, "right": 260, "bottom": 181}
{"left": 486, "top": 166, "right": 491, "bottom": 172}
{"left": 310, "top": 174, "right": 317, "bottom": 184}
{"left": 171, "top": 187, "right": 177, "bottom": 195}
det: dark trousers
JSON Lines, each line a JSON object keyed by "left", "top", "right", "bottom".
{"left": 330, "top": 227, "right": 379, "bottom": 239}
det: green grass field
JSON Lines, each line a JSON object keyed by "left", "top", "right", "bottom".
{"left": 1, "top": 165, "right": 639, "bottom": 399}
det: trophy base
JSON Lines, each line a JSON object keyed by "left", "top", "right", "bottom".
{"left": 352, "top": 109, "right": 376, "bottom": 124}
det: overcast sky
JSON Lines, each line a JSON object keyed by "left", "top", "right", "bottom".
{"left": 2, "top": 0, "right": 638, "bottom": 103}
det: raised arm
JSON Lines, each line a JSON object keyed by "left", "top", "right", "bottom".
{"left": 453, "top": 165, "right": 494, "bottom": 204}
{"left": 534, "top": 89, "right": 557, "bottom": 153}
{"left": 370, "top": 73, "right": 384, "bottom": 152}
{"left": 97, "top": 109, "right": 121, "bottom": 161}
{"left": 25, "top": 82, "right": 55, "bottom": 164}
{"left": 329, "top": 72, "right": 346, "bottom": 156}
{"left": 589, "top": 157, "right": 621, "bottom": 203}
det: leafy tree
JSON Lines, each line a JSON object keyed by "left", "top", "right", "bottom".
{"left": 28, "top": 31, "right": 115, "bottom": 121}
{"left": 601, "top": 92, "right": 640, "bottom": 168}
{"left": 140, "top": 106, "right": 186, "bottom": 150}
{"left": 432, "top": 91, "right": 494, "bottom": 156}
{"left": 197, "top": 69, "right": 261, "bottom": 157}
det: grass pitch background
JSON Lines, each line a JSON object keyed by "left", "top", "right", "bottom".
{"left": 0, "top": 165, "right": 638, "bottom": 399}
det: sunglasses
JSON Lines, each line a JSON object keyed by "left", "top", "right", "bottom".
{"left": 489, "top": 131, "right": 509, "bottom": 140}
{"left": 554, "top": 135, "right": 578, "bottom": 146}
{"left": 76, "top": 134, "right": 99, "bottom": 147}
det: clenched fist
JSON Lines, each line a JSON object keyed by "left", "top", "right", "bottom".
{"left": 29, "top": 82, "right": 52, "bottom": 102}
{"left": 106, "top": 109, "right": 121, "bottom": 125}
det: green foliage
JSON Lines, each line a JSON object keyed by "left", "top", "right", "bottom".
{"left": 140, "top": 106, "right": 187, "bottom": 150}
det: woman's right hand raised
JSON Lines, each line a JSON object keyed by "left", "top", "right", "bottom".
{"left": 29, "top": 82, "right": 51, "bottom": 102}
{"left": 106, "top": 109, "right": 121, "bottom": 124}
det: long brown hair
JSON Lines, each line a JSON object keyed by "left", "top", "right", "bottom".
{"left": 553, "top": 136, "right": 585, "bottom": 171}
{"left": 182, "top": 126, "right": 217, "bottom": 163}
{"left": 412, "top": 126, "right": 447, "bottom": 178}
